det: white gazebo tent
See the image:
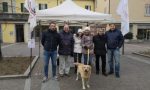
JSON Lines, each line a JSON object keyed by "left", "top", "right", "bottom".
{"left": 36, "top": 0, "right": 112, "bottom": 23}
{"left": 36, "top": 0, "right": 113, "bottom": 56}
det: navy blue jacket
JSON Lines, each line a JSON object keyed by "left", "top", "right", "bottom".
{"left": 41, "top": 29, "right": 60, "bottom": 51}
{"left": 105, "top": 29, "right": 124, "bottom": 49}
{"left": 58, "top": 31, "right": 74, "bottom": 55}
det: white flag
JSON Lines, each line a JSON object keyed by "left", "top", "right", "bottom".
{"left": 24, "top": 0, "right": 37, "bottom": 32}
{"left": 24, "top": 0, "right": 36, "bottom": 48}
{"left": 117, "top": 0, "right": 129, "bottom": 36}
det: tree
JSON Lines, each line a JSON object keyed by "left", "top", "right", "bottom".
{"left": 124, "top": 32, "right": 133, "bottom": 40}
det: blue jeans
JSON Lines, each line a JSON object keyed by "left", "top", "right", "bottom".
{"left": 43, "top": 50, "right": 57, "bottom": 78}
{"left": 107, "top": 48, "right": 120, "bottom": 74}
{"left": 83, "top": 54, "right": 93, "bottom": 65}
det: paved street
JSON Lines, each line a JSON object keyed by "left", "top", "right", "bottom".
{"left": 0, "top": 42, "right": 150, "bottom": 90}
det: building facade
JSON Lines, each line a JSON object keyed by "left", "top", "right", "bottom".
{"left": 0, "top": 0, "right": 94, "bottom": 43}
{"left": 95, "top": 0, "right": 150, "bottom": 40}
{"left": 0, "top": 0, "right": 150, "bottom": 43}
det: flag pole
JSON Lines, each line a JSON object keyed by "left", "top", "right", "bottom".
{"left": 24, "top": 0, "right": 37, "bottom": 79}
{"left": 29, "top": 45, "right": 32, "bottom": 77}
{"left": 29, "top": 31, "right": 33, "bottom": 77}
{"left": 122, "top": 40, "right": 125, "bottom": 55}
{"left": 116, "top": 0, "right": 129, "bottom": 55}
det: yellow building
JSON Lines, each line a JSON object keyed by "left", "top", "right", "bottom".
{"left": 1, "top": 0, "right": 149, "bottom": 43}
{"left": 95, "top": 0, "right": 150, "bottom": 40}
{"left": 0, "top": 0, "right": 94, "bottom": 43}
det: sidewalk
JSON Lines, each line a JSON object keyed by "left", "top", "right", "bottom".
{"left": 0, "top": 42, "right": 150, "bottom": 90}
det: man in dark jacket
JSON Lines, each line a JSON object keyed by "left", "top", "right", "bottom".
{"left": 41, "top": 22, "right": 60, "bottom": 82}
{"left": 93, "top": 29, "right": 107, "bottom": 76}
{"left": 105, "top": 24, "right": 124, "bottom": 78}
{"left": 58, "top": 24, "right": 74, "bottom": 77}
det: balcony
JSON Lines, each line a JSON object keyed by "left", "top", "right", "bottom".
{"left": 0, "top": 13, "right": 29, "bottom": 21}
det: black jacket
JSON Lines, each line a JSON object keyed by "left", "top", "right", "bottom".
{"left": 93, "top": 34, "right": 107, "bottom": 55}
{"left": 41, "top": 29, "right": 60, "bottom": 51}
{"left": 58, "top": 31, "right": 74, "bottom": 55}
{"left": 105, "top": 29, "right": 124, "bottom": 49}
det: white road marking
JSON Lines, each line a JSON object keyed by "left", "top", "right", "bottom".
{"left": 24, "top": 78, "right": 31, "bottom": 90}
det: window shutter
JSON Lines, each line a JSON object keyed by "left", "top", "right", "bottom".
{"left": 39, "top": 4, "right": 41, "bottom": 10}
{"left": 2, "top": 2, "right": 8, "bottom": 12}
{"left": 21, "top": 3, "right": 24, "bottom": 12}
{"left": 45, "top": 4, "right": 47, "bottom": 9}
{"left": 85, "top": 5, "right": 88, "bottom": 10}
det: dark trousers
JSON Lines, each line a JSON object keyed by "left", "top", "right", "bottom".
{"left": 95, "top": 55, "right": 106, "bottom": 73}
{"left": 74, "top": 53, "right": 82, "bottom": 72}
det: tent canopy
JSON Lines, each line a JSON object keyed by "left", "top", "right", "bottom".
{"left": 36, "top": 0, "right": 112, "bottom": 22}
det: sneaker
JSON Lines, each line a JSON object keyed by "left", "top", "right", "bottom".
{"left": 96, "top": 71, "right": 99, "bottom": 75}
{"left": 115, "top": 73, "right": 120, "bottom": 78}
{"left": 102, "top": 72, "right": 108, "bottom": 77}
{"left": 59, "top": 74, "right": 64, "bottom": 77}
{"left": 42, "top": 77, "right": 48, "bottom": 83}
{"left": 52, "top": 76, "right": 58, "bottom": 81}
{"left": 108, "top": 71, "right": 114, "bottom": 75}
{"left": 65, "top": 74, "right": 70, "bottom": 77}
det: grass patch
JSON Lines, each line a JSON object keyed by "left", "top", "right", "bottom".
{"left": 0, "top": 57, "right": 34, "bottom": 76}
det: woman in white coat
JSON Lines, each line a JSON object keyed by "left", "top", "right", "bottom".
{"left": 73, "top": 29, "right": 83, "bottom": 73}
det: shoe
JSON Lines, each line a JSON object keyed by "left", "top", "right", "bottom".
{"left": 115, "top": 73, "right": 120, "bottom": 78}
{"left": 65, "top": 74, "right": 70, "bottom": 77}
{"left": 42, "top": 77, "right": 48, "bottom": 83}
{"left": 102, "top": 72, "right": 108, "bottom": 76}
{"left": 96, "top": 71, "right": 99, "bottom": 75}
{"left": 108, "top": 71, "right": 114, "bottom": 75}
{"left": 52, "top": 76, "right": 58, "bottom": 81}
{"left": 74, "top": 70, "right": 77, "bottom": 74}
{"left": 59, "top": 74, "right": 64, "bottom": 77}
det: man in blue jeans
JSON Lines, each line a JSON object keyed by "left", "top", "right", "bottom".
{"left": 41, "top": 22, "right": 60, "bottom": 82}
{"left": 105, "top": 24, "right": 124, "bottom": 78}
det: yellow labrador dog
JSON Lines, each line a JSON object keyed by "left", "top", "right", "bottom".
{"left": 74, "top": 63, "right": 91, "bottom": 89}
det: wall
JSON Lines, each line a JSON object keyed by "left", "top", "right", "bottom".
{"left": 1, "top": 23, "right": 16, "bottom": 43}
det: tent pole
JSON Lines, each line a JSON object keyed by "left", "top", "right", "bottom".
{"left": 87, "top": 22, "right": 89, "bottom": 26}
{"left": 122, "top": 40, "right": 125, "bottom": 55}
{"left": 39, "top": 21, "right": 42, "bottom": 58}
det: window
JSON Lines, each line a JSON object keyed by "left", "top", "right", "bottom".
{"left": 2, "top": 2, "right": 8, "bottom": 12}
{"left": 39, "top": 4, "right": 47, "bottom": 10}
{"left": 85, "top": 5, "right": 91, "bottom": 11}
{"left": 21, "top": 3, "right": 28, "bottom": 12}
{"left": 145, "top": 4, "right": 150, "bottom": 16}
{"left": 0, "top": 3, "right": 2, "bottom": 12}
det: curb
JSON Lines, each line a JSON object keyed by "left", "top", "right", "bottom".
{"left": 0, "top": 56, "right": 39, "bottom": 79}
{"left": 132, "top": 52, "right": 150, "bottom": 58}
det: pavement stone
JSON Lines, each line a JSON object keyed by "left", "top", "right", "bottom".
{"left": 59, "top": 55, "right": 150, "bottom": 90}
{"left": 0, "top": 42, "right": 150, "bottom": 90}
{"left": 0, "top": 79, "right": 25, "bottom": 90}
